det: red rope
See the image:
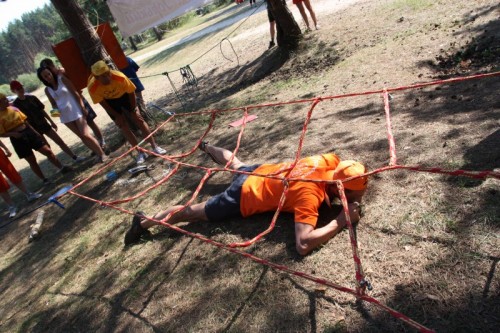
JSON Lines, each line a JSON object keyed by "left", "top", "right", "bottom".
{"left": 383, "top": 90, "right": 398, "bottom": 165}
{"left": 57, "top": 72, "right": 500, "bottom": 332}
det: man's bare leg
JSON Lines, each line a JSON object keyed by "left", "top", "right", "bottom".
{"left": 142, "top": 202, "right": 209, "bottom": 229}
{"left": 202, "top": 144, "right": 245, "bottom": 169}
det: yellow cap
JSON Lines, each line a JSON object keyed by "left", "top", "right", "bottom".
{"left": 332, "top": 160, "right": 368, "bottom": 190}
{"left": 91, "top": 60, "right": 110, "bottom": 76}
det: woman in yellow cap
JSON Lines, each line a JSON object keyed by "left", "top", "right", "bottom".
{"left": 125, "top": 144, "right": 367, "bottom": 256}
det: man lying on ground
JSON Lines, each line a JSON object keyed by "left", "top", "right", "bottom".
{"left": 125, "top": 143, "right": 367, "bottom": 255}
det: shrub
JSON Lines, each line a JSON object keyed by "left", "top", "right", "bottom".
{"left": 0, "top": 84, "right": 11, "bottom": 96}
{"left": 16, "top": 73, "right": 42, "bottom": 92}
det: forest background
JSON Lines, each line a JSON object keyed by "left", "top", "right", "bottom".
{"left": 0, "top": 0, "right": 232, "bottom": 93}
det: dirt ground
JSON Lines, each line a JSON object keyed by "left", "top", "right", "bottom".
{"left": 0, "top": 0, "right": 499, "bottom": 332}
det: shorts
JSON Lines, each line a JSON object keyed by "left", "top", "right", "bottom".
{"left": 205, "top": 164, "right": 261, "bottom": 222}
{"left": 267, "top": 7, "right": 275, "bottom": 22}
{"left": 10, "top": 127, "right": 46, "bottom": 159}
{"left": 293, "top": 0, "right": 303, "bottom": 4}
{"left": 83, "top": 98, "right": 97, "bottom": 122}
{"left": 104, "top": 94, "right": 133, "bottom": 120}
{"left": 32, "top": 122, "right": 52, "bottom": 135}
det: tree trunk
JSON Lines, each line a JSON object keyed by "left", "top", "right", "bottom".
{"left": 268, "top": 0, "right": 301, "bottom": 50}
{"left": 50, "top": 0, "right": 112, "bottom": 67}
{"left": 152, "top": 27, "right": 163, "bottom": 41}
{"left": 129, "top": 36, "right": 138, "bottom": 52}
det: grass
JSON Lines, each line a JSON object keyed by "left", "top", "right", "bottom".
{"left": 1, "top": 0, "right": 500, "bottom": 332}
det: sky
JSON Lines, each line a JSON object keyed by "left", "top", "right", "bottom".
{"left": 0, "top": 0, "right": 51, "bottom": 32}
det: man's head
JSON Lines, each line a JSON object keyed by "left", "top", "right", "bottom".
{"left": 10, "top": 80, "right": 24, "bottom": 97}
{"left": 329, "top": 160, "right": 368, "bottom": 203}
{"left": 91, "top": 60, "right": 112, "bottom": 85}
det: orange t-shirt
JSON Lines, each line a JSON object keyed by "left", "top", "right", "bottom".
{"left": 240, "top": 154, "right": 340, "bottom": 227}
{"left": 0, "top": 106, "right": 27, "bottom": 135}
{"left": 87, "top": 70, "right": 136, "bottom": 104}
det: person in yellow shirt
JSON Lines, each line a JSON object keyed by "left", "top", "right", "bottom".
{"left": 0, "top": 93, "right": 71, "bottom": 185}
{"left": 87, "top": 60, "right": 166, "bottom": 164}
{"left": 125, "top": 144, "right": 367, "bottom": 255}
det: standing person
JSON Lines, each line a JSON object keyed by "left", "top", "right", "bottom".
{"left": 87, "top": 60, "right": 167, "bottom": 164}
{"left": 293, "top": 0, "right": 318, "bottom": 31}
{"left": 37, "top": 67, "right": 108, "bottom": 163}
{"left": 265, "top": 0, "right": 286, "bottom": 49}
{"left": 119, "top": 56, "right": 147, "bottom": 115}
{"left": 10, "top": 80, "right": 85, "bottom": 163}
{"left": 39, "top": 58, "right": 107, "bottom": 152}
{"left": 249, "top": 0, "right": 256, "bottom": 8}
{"left": 125, "top": 143, "right": 368, "bottom": 256}
{"left": 0, "top": 139, "right": 42, "bottom": 218}
{"left": 0, "top": 93, "right": 72, "bottom": 185}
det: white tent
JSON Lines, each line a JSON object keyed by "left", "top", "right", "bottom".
{"left": 107, "top": 0, "right": 213, "bottom": 38}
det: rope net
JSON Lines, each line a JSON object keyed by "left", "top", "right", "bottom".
{"left": 61, "top": 71, "right": 499, "bottom": 333}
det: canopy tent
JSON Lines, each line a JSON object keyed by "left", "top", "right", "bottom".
{"left": 107, "top": 0, "right": 212, "bottom": 38}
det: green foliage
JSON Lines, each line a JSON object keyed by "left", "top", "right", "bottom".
{"left": 16, "top": 73, "right": 41, "bottom": 92}
{"left": 0, "top": 84, "right": 11, "bottom": 96}
{"left": 33, "top": 53, "right": 58, "bottom": 70}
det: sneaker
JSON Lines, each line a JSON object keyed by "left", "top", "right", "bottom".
{"left": 8, "top": 205, "right": 17, "bottom": 219}
{"left": 59, "top": 165, "right": 73, "bottom": 174}
{"left": 124, "top": 211, "right": 147, "bottom": 245}
{"left": 73, "top": 155, "right": 86, "bottom": 163}
{"left": 136, "top": 152, "right": 147, "bottom": 165}
{"left": 152, "top": 146, "right": 167, "bottom": 155}
{"left": 315, "top": 24, "right": 320, "bottom": 30}
{"left": 27, "top": 192, "right": 42, "bottom": 202}
{"left": 268, "top": 41, "right": 275, "bottom": 49}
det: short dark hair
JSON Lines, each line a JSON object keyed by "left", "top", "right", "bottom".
{"left": 39, "top": 58, "right": 55, "bottom": 68}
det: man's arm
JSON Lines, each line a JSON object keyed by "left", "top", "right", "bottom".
{"left": 294, "top": 202, "right": 360, "bottom": 255}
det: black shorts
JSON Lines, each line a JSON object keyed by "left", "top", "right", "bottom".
{"left": 10, "top": 127, "right": 46, "bottom": 159}
{"left": 32, "top": 122, "right": 52, "bottom": 135}
{"left": 267, "top": 7, "right": 275, "bottom": 22}
{"left": 205, "top": 164, "right": 261, "bottom": 222}
{"left": 105, "top": 94, "right": 133, "bottom": 121}
{"left": 83, "top": 98, "right": 97, "bottom": 122}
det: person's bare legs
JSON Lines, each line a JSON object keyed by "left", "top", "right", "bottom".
{"left": 113, "top": 113, "right": 140, "bottom": 147}
{"left": 270, "top": 21, "right": 276, "bottom": 43}
{"left": 295, "top": 2, "right": 310, "bottom": 30}
{"left": 65, "top": 118, "right": 105, "bottom": 159}
{"left": 141, "top": 202, "right": 209, "bottom": 229}
{"left": 202, "top": 144, "right": 245, "bottom": 169}
{"left": 45, "top": 129, "right": 77, "bottom": 159}
{"left": 303, "top": 0, "right": 318, "bottom": 29}
{"left": 86, "top": 118, "right": 105, "bottom": 146}
{"left": 37, "top": 145, "right": 64, "bottom": 169}
{"left": 24, "top": 155, "right": 48, "bottom": 180}
{"left": 129, "top": 107, "right": 158, "bottom": 149}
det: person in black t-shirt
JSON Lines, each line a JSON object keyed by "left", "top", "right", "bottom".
{"left": 10, "top": 80, "right": 84, "bottom": 163}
